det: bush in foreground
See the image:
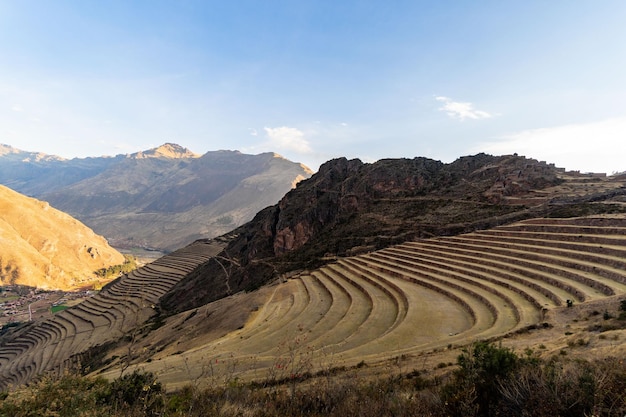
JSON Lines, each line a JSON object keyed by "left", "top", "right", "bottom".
{"left": 1, "top": 344, "right": 626, "bottom": 416}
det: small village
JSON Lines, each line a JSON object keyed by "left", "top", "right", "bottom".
{"left": 0, "top": 286, "right": 96, "bottom": 327}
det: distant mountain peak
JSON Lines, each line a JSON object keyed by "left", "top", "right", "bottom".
{"left": 130, "top": 143, "right": 200, "bottom": 159}
{"left": 299, "top": 163, "right": 314, "bottom": 175}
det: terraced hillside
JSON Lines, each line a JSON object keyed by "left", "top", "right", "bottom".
{"left": 3, "top": 214, "right": 626, "bottom": 390}
{"left": 88, "top": 215, "right": 626, "bottom": 389}
{"left": 0, "top": 240, "right": 224, "bottom": 389}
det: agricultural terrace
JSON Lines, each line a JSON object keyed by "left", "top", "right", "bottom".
{"left": 94, "top": 214, "right": 626, "bottom": 390}
{"left": 0, "top": 240, "right": 224, "bottom": 390}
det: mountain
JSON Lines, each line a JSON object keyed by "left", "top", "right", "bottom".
{"left": 159, "top": 153, "right": 626, "bottom": 314}
{"left": 0, "top": 144, "right": 312, "bottom": 251}
{"left": 129, "top": 142, "right": 200, "bottom": 159}
{"left": 0, "top": 184, "right": 125, "bottom": 290}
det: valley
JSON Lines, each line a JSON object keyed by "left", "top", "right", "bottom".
{"left": 3, "top": 3, "right": 624, "bottom": 413}
{"left": 0, "top": 184, "right": 126, "bottom": 290}
{"left": 0, "top": 240, "right": 224, "bottom": 388}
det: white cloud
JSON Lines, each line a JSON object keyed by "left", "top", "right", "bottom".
{"left": 11, "top": 105, "right": 24, "bottom": 112}
{"left": 435, "top": 96, "right": 492, "bottom": 120}
{"left": 476, "top": 117, "right": 626, "bottom": 174}
{"left": 243, "top": 122, "right": 359, "bottom": 171}
{"left": 264, "top": 126, "right": 312, "bottom": 154}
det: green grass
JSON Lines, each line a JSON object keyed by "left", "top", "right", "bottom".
{"left": 50, "top": 305, "right": 68, "bottom": 314}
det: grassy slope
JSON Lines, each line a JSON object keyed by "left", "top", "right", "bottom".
{"left": 0, "top": 184, "right": 125, "bottom": 290}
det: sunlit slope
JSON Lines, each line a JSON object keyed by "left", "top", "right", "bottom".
{"left": 0, "top": 184, "right": 124, "bottom": 289}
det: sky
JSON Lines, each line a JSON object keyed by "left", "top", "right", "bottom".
{"left": 1, "top": 1, "right": 625, "bottom": 174}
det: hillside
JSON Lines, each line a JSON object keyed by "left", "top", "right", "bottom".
{"left": 1, "top": 153, "right": 625, "bottom": 391}
{"left": 0, "top": 143, "right": 312, "bottom": 251}
{"left": 0, "top": 185, "right": 125, "bottom": 290}
{"left": 161, "top": 153, "right": 626, "bottom": 313}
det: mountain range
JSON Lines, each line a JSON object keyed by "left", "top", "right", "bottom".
{"left": 0, "top": 143, "right": 312, "bottom": 252}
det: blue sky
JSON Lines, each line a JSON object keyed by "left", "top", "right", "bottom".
{"left": 1, "top": 1, "right": 625, "bottom": 173}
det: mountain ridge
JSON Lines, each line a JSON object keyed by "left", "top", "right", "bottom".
{"left": 128, "top": 143, "right": 200, "bottom": 159}
{"left": 0, "top": 143, "right": 66, "bottom": 163}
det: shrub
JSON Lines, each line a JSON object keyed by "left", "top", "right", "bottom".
{"left": 105, "top": 370, "right": 164, "bottom": 416}
{"left": 2, "top": 353, "right": 626, "bottom": 416}
{"left": 95, "top": 255, "right": 138, "bottom": 279}
{"left": 441, "top": 342, "right": 519, "bottom": 416}
{"left": 499, "top": 357, "right": 626, "bottom": 417}
{"left": 0, "top": 373, "right": 110, "bottom": 417}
